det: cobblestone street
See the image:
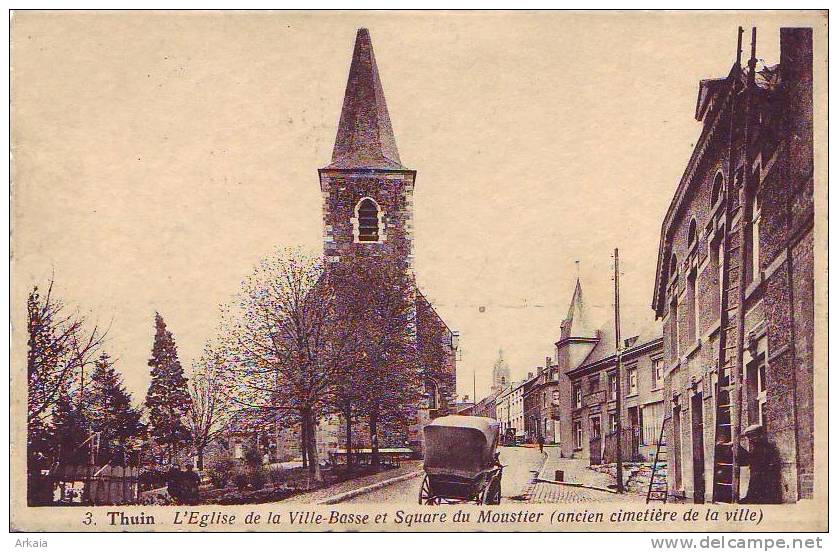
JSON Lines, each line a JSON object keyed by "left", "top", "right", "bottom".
{"left": 310, "top": 445, "right": 645, "bottom": 504}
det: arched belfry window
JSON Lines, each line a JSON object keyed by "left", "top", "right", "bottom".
{"left": 355, "top": 198, "right": 382, "bottom": 243}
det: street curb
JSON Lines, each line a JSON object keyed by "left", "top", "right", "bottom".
{"left": 533, "top": 477, "right": 618, "bottom": 494}
{"left": 315, "top": 470, "right": 423, "bottom": 505}
{"left": 535, "top": 451, "right": 552, "bottom": 481}
{"left": 535, "top": 449, "right": 619, "bottom": 494}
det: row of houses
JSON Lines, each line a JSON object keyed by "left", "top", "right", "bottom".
{"left": 468, "top": 279, "right": 666, "bottom": 464}
{"left": 465, "top": 27, "right": 815, "bottom": 505}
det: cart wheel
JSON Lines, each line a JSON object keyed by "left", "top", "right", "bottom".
{"left": 483, "top": 477, "right": 501, "bottom": 505}
{"left": 418, "top": 475, "right": 434, "bottom": 505}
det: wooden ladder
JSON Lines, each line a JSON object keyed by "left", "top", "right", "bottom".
{"left": 646, "top": 416, "right": 669, "bottom": 503}
{"left": 713, "top": 169, "right": 744, "bottom": 504}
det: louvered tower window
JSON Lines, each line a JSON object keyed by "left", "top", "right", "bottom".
{"left": 357, "top": 198, "right": 380, "bottom": 242}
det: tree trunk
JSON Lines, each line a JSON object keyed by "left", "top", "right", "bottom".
{"left": 370, "top": 407, "right": 380, "bottom": 468}
{"left": 197, "top": 446, "right": 204, "bottom": 471}
{"left": 303, "top": 408, "right": 322, "bottom": 483}
{"left": 300, "top": 415, "right": 308, "bottom": 468}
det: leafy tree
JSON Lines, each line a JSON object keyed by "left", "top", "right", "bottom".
{"left": 145, "top": 313, "right": 192, "bottom": 464}
{"left": 87, "top": 352, "right": 144, "bottom": 465}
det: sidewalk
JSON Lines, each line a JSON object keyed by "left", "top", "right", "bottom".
{"left": 536, "top": 446, "right": 618, "bottom": 491}
{"left": 514, "top": 446, "right": 641, "bottom": 503}
{"left": 280, "top": 461, "right": 422, "bottom": 504}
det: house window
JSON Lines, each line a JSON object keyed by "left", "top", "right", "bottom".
{"left": 608, "top": 372, "right": 617, "bottom": 401}
{"left": 687, "top": 269, "right": 698, "bottom": 341}
{"left": 715, "top": 236, "right": 725, "bottom": 311}
{"left": 588, "top": 374, "right": 600, "bottom": 393}
{"left": 608, "top": 412, "right": 618, "bottom": 434}
{"left": 591, "top": 416, "right": 602, "bottom": 440}
{"left": 669, "top": 296, "right": 679, "bottom": 359}
{"left": 746, "top": 340, "right": 768, "bottom": 427}
{"left": 573, "top": 383, "right": 582, "bottom": 409}
{"left": 652, "top": 358, "right": 664, "bottom": 390}
{"left": 642, "top": 401, "right": 664, "bottom": 445}
{"left": 747, "top": 203, "right": 762, "bottom": 284}
{"left": 356, "top": 198, "right": 381, "bottom": 242}
{"left": 573, "top": 420, "right": 583, "bottom": 449}
{"left": 744, "top": 169, "right": 761, "bottom": 284}
{"left": 688, "top": 219, "right": 698, "bottom": 251}
{"left": 552, "top": 390, "right": 559, "bottom": 404}
{"left": 711, "top": 172, "right": 724, "bottom": 207}
{"left": 627, "top": 367, "right": 638, "bottom": 396}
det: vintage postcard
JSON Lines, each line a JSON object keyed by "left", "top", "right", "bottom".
{"left": 9, "top": 10, "right": 828, "bottom": 534}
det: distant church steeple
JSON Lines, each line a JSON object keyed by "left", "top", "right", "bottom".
{"left": 327, "top": 28, "right": 404, "bottom": 171}
{"left": 492, "top": 348, "right": 511, "bottom": 393}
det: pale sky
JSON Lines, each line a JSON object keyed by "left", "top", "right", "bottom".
{"left": 12, "top": 11, "right": 822, "bottom": 404}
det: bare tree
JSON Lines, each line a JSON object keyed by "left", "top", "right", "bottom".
{"left": 218, "top": 248, "right": 355, "bottom": 483}
{"left": 27, "top": 280, "right": 109, "bottom": 425}
{"left": 328, "top": 256, "right": 424, "bottom": 467}
{"left": 187, "top": 345, "right": 232, "bottom": 470}
{"left": 26, "top": 279, "right": 108, "bottom": 505}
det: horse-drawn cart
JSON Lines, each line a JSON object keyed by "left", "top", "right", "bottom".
{"left": 419, "top": 416, "right": 503, "bottom": 505}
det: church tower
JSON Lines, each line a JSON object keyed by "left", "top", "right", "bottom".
{"left": 491, "top": 349, "right": 511, "bottom": 393}
{"left": 315, "top": 28, "right": 458, "bottom": 452}
{"left": 319, "top": 28, "right": 415, "bottom": 273}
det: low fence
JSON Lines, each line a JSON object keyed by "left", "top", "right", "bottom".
{"left": 50, "top": 465, "right": 140, "bottom": 505}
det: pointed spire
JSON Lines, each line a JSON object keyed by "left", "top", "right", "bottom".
{"left": 562, "top": 278, "right": 597, "bottom": 339}
{"left": 327, "top": 28, "right": 405, "bottom": 170}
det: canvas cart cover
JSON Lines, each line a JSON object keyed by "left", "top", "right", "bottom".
{"left": 423, "top": 416, "right": 500, "bottom": 478}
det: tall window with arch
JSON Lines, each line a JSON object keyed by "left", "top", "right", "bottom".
{"left": 668, "top": 253, "right": 679, "bottom": 358}
{"left": 425, "top": 379, "right": 440, "bottom": 411}
{"left": 687, "top": 219, "right": 698, "bottom": 251}
{"left": 356, "top": 198, "right": 381, "bottom": 242}
{"left": 745, "top": 177, "right": 761, "bottom": 284}
{"left": 711, "top": 172, "right": 724, "bottom": 208}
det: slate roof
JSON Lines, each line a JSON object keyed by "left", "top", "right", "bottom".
{"left": 560, "top": 278, "right": 598, "bottom": 339}
{"left": 326, "top": 28, "right": 406, "bottom": 171}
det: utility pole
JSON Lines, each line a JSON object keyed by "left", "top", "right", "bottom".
{"left": 614, "top": 248, "right": 625, "bottom": 493}
{"left": 473, "top": 370, "right": 477, "bottom": 408}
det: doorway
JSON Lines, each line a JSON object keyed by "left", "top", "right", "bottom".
{"left": 672, "top": 405, "right": 683, "bottom": 491}
{"left": 691, "top": 393, "right": 706, "bottom": 503}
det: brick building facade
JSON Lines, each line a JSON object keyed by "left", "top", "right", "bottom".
{"left": 566, "top": 324, "right": 664, "bottom": 465}
{"left": 651, "top": 28, "right": 814, "bottom": 503}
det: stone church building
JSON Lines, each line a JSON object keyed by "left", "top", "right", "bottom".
{"left": 303, "top": 28, "right": 458, "bottom": 458}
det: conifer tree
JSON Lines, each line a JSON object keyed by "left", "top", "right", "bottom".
{"left": 50, "top": 393, "right": 91, "bottom": 466}
{"left": 88, "top": 352, "right": 144, "bottom": 465}
{"left": 144, "top": 313, "right": 192, "bottom": 464}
